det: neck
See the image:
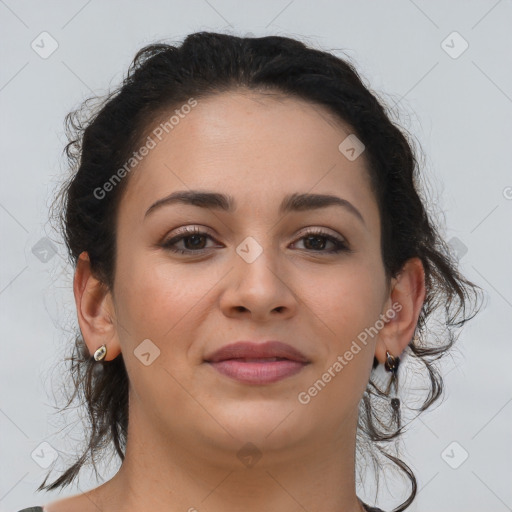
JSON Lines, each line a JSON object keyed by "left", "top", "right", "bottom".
{"left": 92, "top": 396, "right": 367, "bottom": 512}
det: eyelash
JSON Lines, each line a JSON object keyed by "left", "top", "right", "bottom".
{"left": 161, "top": 227, "right": 350, "bottom": 256}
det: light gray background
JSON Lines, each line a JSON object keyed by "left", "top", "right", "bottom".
{"left": 1, "top": 1, "right": 511, "bottom": 511}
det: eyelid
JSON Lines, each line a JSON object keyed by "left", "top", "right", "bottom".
{"left": 161, "top": 225, "right": 218, "bottom": 245}
{"left": 167, "top": 225, "right": 214, "bottom": 237}
{"left": 165, "top": 225, "right": 346, "bottom": 241}
{"left": 294, "top": 225, "right": 346, "bottom": 240}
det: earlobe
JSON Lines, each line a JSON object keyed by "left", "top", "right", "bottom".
{"left": 375, "top": 257, "right": 426, "bottom": 365}
{"left": 73, "top": 251, "right": 121, "bottom": 361}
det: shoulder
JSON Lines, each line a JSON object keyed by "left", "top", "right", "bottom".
{"left": 30, "top": 487, "right": 106, "bottom": 512}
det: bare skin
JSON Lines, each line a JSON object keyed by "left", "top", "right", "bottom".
{"left": 44, "top": 90, "right": 425, "bottom": 512}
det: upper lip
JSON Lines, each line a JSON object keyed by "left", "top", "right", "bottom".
{"left": 204, "top": 341, "right": 310, "bottom": 363}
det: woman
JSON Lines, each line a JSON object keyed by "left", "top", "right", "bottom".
{"left": 18, "top": 31, "right": 482, "bottom": 512}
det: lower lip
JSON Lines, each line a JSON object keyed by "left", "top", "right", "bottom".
{"left": 207, "top": 359, "right": 308, "bottom": 384}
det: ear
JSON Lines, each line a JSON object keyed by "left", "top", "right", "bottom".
{"left": 73, "top": 251, "right": 122, "bottom": 361}
{"left": 375, "top": 257, "right": 426, "bottom": 364}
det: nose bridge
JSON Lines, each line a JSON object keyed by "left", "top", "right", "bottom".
{"left": 235, "top": 233, "right": 281, "bottom": 288}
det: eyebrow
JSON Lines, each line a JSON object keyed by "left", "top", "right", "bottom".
{"left": 144, "top": 190, "right": 366, "bottom": 226}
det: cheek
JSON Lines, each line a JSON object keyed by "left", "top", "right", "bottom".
{"left": 114, "top": 252, "right": 216, "bottom": 350}
{"left": 113, "top": 256, "right": 211, "bottom": 407}
{"left": 297, "top": 267, "right": 382, "bottom": 419}
{"left": 304, "top": 262, "right": 385, "bottom": 345}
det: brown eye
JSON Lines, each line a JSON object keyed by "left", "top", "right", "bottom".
{"left": 161, "top": 227, "right": 350, "bottom": 256}
{"left": 181, "top": 233, "right": 208, "bottom": 250}
{"left": 292, "top": 230, "right": 349, "bottom": 254}
{"left": 162, "top": 227, "right": 217, "bottom": 255}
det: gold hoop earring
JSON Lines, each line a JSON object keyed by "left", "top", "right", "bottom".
{"left": 93, "top": 344, "right": 107, "bottom": 361}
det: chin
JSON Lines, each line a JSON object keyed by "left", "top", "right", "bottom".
{"left": 211, "top": 400, "right": 313, "bottom": 446}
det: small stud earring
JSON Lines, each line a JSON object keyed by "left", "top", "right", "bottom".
{"left": 93, "top": 344, "right": 107, "bottom": 362}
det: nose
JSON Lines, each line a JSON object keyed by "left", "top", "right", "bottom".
{"left": 219, "top": 242, "right": 298, "bottom": 322}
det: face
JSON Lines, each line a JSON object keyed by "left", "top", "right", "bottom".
{"left": 109, "top": 90, "right": 391, "bottom": 462}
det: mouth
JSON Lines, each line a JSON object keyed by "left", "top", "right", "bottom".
{"left": 204, "top": 341, "right": 310, "bottom": 385}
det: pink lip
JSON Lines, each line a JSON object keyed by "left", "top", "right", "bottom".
{"left": 204, "top": 341, "right": 310, "bottom": 385}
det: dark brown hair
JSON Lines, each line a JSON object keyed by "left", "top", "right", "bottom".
{"left": 40, "top": 31, "right": 483, "bottom": 511}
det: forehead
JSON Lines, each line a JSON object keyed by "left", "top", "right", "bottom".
{"left": 119, "top": 90, "right": 378, "bottom": 228}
